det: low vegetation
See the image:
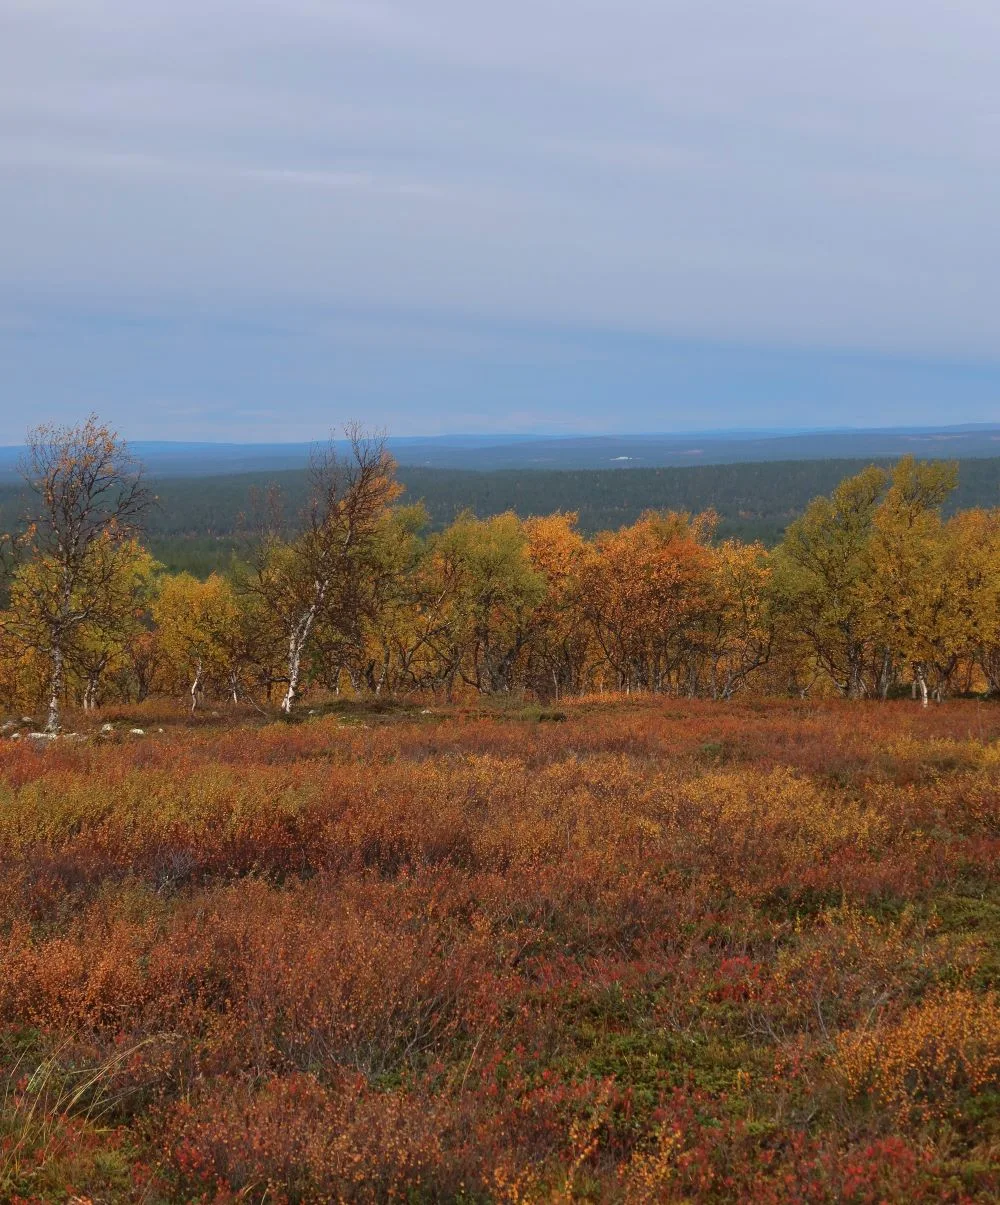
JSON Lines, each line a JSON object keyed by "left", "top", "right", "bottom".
{"left": 1, "top": 696, "right": 999, "bottom": 1200}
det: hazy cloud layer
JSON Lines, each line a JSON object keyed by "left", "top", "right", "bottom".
{"left": 2, "top": 1, "right": 1000, "bottom": 437}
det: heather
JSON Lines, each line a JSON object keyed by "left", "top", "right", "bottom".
{"left": 2, "top": 696, "right": 999, "bottom": 1201}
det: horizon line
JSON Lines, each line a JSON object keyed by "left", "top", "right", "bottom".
{"left": 3, "top": 421, "right": 1000, "bottom": 452}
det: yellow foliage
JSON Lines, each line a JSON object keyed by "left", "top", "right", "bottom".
{"left": 834, "top": 988, "right": 1000, "bottom": 1122}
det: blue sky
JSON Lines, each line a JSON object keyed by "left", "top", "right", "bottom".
{"left": 2, "top": 1, "right": 1000, "bottom": 442}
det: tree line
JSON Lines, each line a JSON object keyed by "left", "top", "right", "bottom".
{"left": 8, "top": 454, "right": 1000, "bottom": 580}
{"left": 2, "top": 417, "right": 999, "bottom": 730}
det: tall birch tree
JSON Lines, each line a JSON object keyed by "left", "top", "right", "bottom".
{"left": 5, "top": 416, "right": 150, "bottom": 731}
{"left": 248, "top": 427, "right": 400, "bottom": 713}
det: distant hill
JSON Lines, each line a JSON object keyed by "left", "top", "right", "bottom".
{"left": 3, "top": 455, "right": 998, "bottom": 577}
{"left": 2, "top": 425, "right": 1000, "bottom": 479}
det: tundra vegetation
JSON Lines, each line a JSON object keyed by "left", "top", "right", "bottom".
{"left": 1, "top": 419, "right": 999, "bottom": 1201}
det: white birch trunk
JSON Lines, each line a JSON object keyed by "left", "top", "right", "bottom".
{"left": 914, "top": 663, "right": 929, "bottom": 708}
{"left": 281, "top": 631, "right": 304, "bottom": 714}
{"left": 190, "top": 659, "right": 203, "bottom": 715}
{"left": 46, "top": 644, "right": 64, "bottom": 733}
{"left": 281, "top": 586, "right": 324, "bottom": 714}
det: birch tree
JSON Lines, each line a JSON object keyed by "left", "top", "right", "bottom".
{"left": 66, "top": 539, "right": 157, "bottom": 710}
{"left": 6, "top": 417, "right": 149, "bottom": 731}
{"left": 580, "top": 511, "right": 715, "bottom": 694}
{"left": 248, "top": 428, "right": 401, "bottom": 713}
{"left": 864, "top": 456, "right": 958, "bottom": 704}
{"left": 523, "top": 512, "right": 592, "bottom": 698}
{"left": 430, "top": 512, "right": 546, "bottom": 696}
{"left": 700, "top": 539, "right": 774, "bottom": 699}
{"left": 946, "top": 509, "right": 1000, "bottom": 695}
{"left": 772, "top": 466, "right": 888, "bottom": 699}
{"left": 153, "top": 571, "right": 243, "bottom": 712}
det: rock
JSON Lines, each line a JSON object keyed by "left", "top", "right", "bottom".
{"left": 27, "top": 732, "right": 57, "bottom": 741}
{"left": 10, "top": 732, "right": 20, "bottom": 741}
{"left": 129, "top": 728, "right": 146, "bottom": 736}
{"left": 20, "top": 716, "right": 32, "bottom": 725}
{"left": 101, "top": 723, "right": 115, "bottom": 734}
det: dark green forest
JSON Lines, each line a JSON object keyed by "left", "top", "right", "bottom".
{"left": 3, "top": 457, "right": 999, "bottom": 577}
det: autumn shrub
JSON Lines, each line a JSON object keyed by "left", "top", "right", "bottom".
{"left": 835, "top": 988, "right": 1000, "bottom": 1126}
{"left": 2, "top": 697, "right": 999, "bottom": 1201}
{"left": 165, "top": 1073, "right": 465, "bottom": 1203}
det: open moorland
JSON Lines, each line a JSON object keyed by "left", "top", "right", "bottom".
{"left": 2, "top": 696, "right": 1000, "bottom": 1202}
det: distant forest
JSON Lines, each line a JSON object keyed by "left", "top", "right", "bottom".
{"left": 2, "top": 456, "right": 999, "bottom": 577}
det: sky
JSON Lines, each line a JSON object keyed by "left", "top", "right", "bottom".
{"left": 2, "top": 0, "right": 1000, "bottom": 443}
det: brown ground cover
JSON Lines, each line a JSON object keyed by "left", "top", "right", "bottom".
{"left": 1, "top": 696, "right": 999, "bottom": 1201}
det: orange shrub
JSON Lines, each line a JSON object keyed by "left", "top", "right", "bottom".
{"left": 835, "top": 988, "right": 1000, "bottom": 1124}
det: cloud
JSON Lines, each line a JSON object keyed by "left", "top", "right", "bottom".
{"left": 2, "top": 0, "right": 1000, "bottom": 435}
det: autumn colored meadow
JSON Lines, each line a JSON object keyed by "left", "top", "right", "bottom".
{"left": 2, "top": 695, "right": 999, "bottom": 1202}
